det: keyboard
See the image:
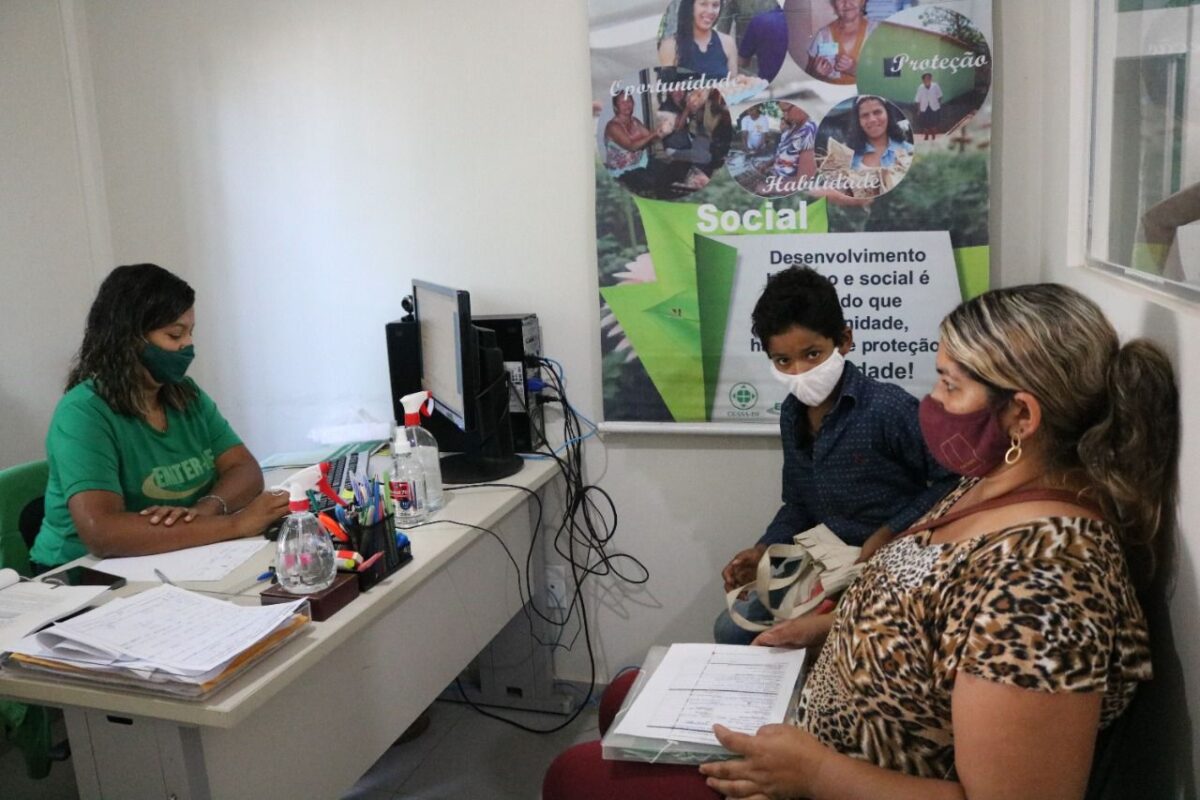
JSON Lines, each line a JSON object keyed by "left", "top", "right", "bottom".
{"left": 259, "top": 441, "right": 386, "bottom": 536}
{"left": 314, "top": 451, "right": 372, "bottom": 511}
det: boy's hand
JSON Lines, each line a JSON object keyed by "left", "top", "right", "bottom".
{"left": 855, "top": 525, "right": 894, "bottom": 563}
{"left": 723, "top": 544, "right": 767, "bottom": 592}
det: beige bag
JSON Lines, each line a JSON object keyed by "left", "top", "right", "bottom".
{"left": 725, "top": 524, "right": 864, "bottom": 632}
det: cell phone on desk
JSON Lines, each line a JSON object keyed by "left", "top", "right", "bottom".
{"left": 44, "top": 565, "right": 127, "bottom": 590}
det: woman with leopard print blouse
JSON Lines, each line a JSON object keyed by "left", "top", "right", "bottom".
{"left": 545, "top": 284, "right": 1177, "bottom": 800}
{"left": 702, "top": 284, "right": 1175, "bottom": 799}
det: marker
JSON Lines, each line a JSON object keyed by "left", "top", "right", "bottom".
{"left": 256, "top": 568, "right": 275, "bottom": 582}
{"left": 357, "top": 552, "right": 384, "bottom": 572}
{"left": 335, "top": 549, "right": 363, "bottom": 564}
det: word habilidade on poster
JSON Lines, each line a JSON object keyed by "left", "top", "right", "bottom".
{"left": 590, "top": 0, "right": 992, "bottom": 425}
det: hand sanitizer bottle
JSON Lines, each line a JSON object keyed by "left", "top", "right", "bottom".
{"left": 398, "top": 391, "right": 444, "bottom": 513}
{"left": 390, "top": 432, "right": 428, "bottom": 528}
{"left": 275, "top": 495, "right": 336, "bottom": 594}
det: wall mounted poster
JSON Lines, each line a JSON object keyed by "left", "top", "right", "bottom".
{"left": 590, "top": 0, "right": 993, "bottom": 425}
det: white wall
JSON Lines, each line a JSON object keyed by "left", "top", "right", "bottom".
{"left": 0, "top": 0, "right": 109, "bottom": 465}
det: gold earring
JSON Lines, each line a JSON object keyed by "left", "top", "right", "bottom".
{"left": 1004, "top": 434, "right": 1023, "bottom": 465}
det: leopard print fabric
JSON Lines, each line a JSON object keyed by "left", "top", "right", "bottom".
{"left": 796, "top": 480, "right": 1152, "bottom": 779}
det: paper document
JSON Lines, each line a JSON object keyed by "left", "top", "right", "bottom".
{"left": 0, "top": 568, "right": 109, "bottom": 654}
{"left": 4, "top": 584, "right": 309, "bottom": 699}
{"left": 28, "top": 584, "right": 304, "bottom": 674}
{"left": 96, "top": 539, "right": 269, "bottom": 582}
{"left": 611, "top": 644, "right": 806, "bottom": 747}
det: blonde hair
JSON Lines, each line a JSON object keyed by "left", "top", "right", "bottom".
{"left": 939, "top": 284, "right": 1179, "bottom": 587}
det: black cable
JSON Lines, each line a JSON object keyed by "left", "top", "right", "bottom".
{"left": 423, "top": 355, "right": 648, "bottom": 734}
{"left": 434, "top": 486, "right": 573, "bottom": 648}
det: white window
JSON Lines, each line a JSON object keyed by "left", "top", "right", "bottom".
{"left": 1089, "top": 0, "right": 1200, "bottom": 298}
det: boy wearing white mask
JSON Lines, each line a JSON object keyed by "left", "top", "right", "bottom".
{"left": 715, "top": 266, "right": 954, "bottom": 644}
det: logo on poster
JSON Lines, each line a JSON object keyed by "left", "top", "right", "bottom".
{"left": 729, "top": 383, "right": 759, "bottom": 410}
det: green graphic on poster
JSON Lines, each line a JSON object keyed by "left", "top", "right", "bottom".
{"left": 589, "top": 0, "right": 993, "bottom": 424}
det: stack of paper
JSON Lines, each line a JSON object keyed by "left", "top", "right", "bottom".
{"left": 2, "top": 585, "right": 309, "bottom": 699}
{"left": 603, "top": 643, "right": 806, "bottom": 764}
{"left": 0, "top": 568, "right": 109, "bottom": 654}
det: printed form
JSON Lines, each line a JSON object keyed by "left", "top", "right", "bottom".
{"left": 612, "top": 644, "right": 806, "bottom": 747}
{"left": 96, "top": 540, "right": 269, "bottom": 582}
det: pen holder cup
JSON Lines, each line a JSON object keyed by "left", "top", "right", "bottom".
{"left": 356, "top": 514, "right": 402, "bottom": 574}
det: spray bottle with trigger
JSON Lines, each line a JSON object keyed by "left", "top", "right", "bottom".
{"left": 398, "top": 390, "right": 444, "bottom": 513}
{"left": 270, "top": 462, "right": 344, "bottom": 594}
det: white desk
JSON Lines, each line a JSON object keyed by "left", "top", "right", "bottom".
{"left": 0, "top": 458, "right": 558, "bottom": 800}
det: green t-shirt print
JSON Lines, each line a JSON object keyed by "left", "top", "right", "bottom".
{"left": 142, "top": 449, "right": 220, "bottom": 503}
{"left": 31, "top": 379, "right": 243, "bottom": 567}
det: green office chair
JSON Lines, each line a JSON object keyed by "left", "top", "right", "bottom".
{"left": 0, "top": 459, "right": 56, "bottom": 779}
{"left": 0, "top": 459, "right": 47, "bottom": 577}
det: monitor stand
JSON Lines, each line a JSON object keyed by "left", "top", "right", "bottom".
{"left": 440, "top": 452, "right": 524, "bottom": 485}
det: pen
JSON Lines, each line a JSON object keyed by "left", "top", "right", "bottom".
{"left": 153, "top": 568, "right": 175, "bottom": 586}
{"left": 256, "top": 568, "right": 275, "bottom": 582}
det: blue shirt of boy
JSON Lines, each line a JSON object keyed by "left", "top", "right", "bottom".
{"left": 759, "top": 361, "right": 956, "bottom": 547}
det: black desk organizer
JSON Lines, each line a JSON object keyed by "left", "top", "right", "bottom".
{"left": 344, "top": 514, "right": 413, "bottom": 591}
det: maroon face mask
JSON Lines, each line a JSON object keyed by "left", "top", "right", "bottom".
{"left": 918, "top": 395, "right": 1010, "bottom": 478}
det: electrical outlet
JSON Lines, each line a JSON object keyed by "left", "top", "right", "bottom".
{"left": 544, "top": 566, "right": 568, "bottom": 609}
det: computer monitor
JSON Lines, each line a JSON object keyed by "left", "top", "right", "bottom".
{"left": 411, "top": 280, "right": 524, "bottom": 484}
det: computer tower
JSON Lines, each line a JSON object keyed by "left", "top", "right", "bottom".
{"left": 473, "top": 314, "right": 544, "bottom": 454}
{"left": 385, "top": 313, "right": 544, "bottom": 454}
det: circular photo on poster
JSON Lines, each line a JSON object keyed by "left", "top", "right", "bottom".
{"left": 785, "top": 0, "right": 884, "bottom": 86}
{"left": 726, "top": 101, "right": 819, "bottom": 198}
{"left": 814, "top": 94, "right": 913, "bottom": 199}
{"left": 596, "top": 67, "right": 734, "bottom": 200}
{"left": 655, "top": 1, "right": 772, "bottom": 101}
{"left": 855, "top": 5, "right": 991, "bottom": 139}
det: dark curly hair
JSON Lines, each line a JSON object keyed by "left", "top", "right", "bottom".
{"left": 845, "top": 95, "right": 908, "bottom": 153}
{"left": 751, "top": 267, "right": 846, "bottom": 346}
{"left": 67, "top": 264, "right": 197, "bottom": 416}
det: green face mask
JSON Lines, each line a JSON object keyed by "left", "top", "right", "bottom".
{"left": 140, "top": 343, "right": 195, "bottom": 384}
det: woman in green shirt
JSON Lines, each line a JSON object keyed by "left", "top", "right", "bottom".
{"left": 31, "top": 264, "right": 288, "bottom": 569}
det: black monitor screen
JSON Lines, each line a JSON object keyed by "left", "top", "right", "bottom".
{"left": 410, "top": 280, "right": 522, "bottom": 484}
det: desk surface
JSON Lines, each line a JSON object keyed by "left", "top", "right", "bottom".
{"left": 0, "top": 458, "right": 557, "bottom": 729}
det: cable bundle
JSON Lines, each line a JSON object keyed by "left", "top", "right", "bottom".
{"left": 416, "top": 356, "right": 649, "bottom": 733}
